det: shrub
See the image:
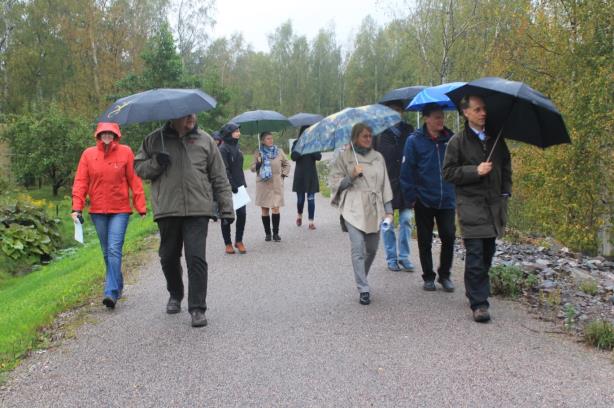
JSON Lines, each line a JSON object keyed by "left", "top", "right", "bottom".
{"left": 578, "top": 279, "right": 599, "bottom": 296}
{"left": 0, "top": 202, "right": 61, "bottom": 267}
{"left": 584, "top": 320, "right": 614, "bottom": 350}
{"left": 490, "top": 264, "right": 538, "bottom": 299}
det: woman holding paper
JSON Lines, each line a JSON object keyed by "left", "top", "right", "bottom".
{"left": 218, "top": 122, "right": 248, "bottom": 254}
{"left": 71, "top": 122, "right": 146, "bottom": 309}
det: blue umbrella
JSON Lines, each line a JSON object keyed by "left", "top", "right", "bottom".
{"left": 230, "top": 110, "right": 291, "bottom": 135}
{"left": 378, "top": 85, "right": 427, "bottom": 106}
{"left": 407, "top": 82, "right": 467, "bottom": 111}
{"left": 288, "top": 113, "right": 324, "bottom": 128}
{"left": 292, "top": 104, "right": 401, "bottom": 155}
{"left": 99, "top": 88, "right": 217, "bottom": 125}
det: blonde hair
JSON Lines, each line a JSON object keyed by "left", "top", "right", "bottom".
{"left": 350, "top": 123, "right": 372, "bottom": 143}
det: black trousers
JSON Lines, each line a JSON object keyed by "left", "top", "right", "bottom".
{"left": 414, "top": 200, "right": 456, "bottom": 282}
{"left": 157, "top": 216, "right": 209, "bottom": 312}
{"left": 221, "top": 206, "right": 246, "bottom": 245}
{"left": 463, "top": 237, "right": 496, "bottom": 310}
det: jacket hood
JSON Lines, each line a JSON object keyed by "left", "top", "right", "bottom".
{"left": 95, "top": 122, "right": 122, "bottom": 140}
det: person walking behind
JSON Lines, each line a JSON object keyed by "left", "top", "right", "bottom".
{"left": 251, "top": 132, "right": 291, "bottom": 242}
{"left": 373, "top": 101, "right": 415, "bottom": 272}
{"left": 401, "top": 104, "right": 456, "bottom": 293}
{"left": 135, "top": 114, "right": 234, "bottom": 327}
{"left": 291, "top": 126, "right": 322, "bottom": 230}
{"left": 442, "top": 95, "right": 512, "bottom": 323}
{"left": 219, "top": 122, "right": 248, "bottom": 254}
{"left": 330, "top": 123, "right": 393, "bottom": 306}
{"left": 72, "top": 122, "right": 147, "bottom": 309}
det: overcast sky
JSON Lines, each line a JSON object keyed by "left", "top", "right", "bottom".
{"left": 210, "top": 0, "right": 404, "bottom": 52}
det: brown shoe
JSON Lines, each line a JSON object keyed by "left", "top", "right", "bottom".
{"left": 225, "top": 244, "right": 235, "bottom": 254}
{"left": 234, "top": 242, "right": 247, "bottom": 254}
{"left": 308, "top": 223, "right": 316, "bottom": 230}
{"left": 296, "top": 217, "right": 302, "bottom": 227}
{"left": 473, "top": 307, "right": 491, "bottom": 323}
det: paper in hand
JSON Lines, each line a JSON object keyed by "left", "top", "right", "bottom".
{"left": 232, "top": 185, "right": 251, "bottom": 210}
{"left": 74, "top": 220, "right": 84, "bottom": 244}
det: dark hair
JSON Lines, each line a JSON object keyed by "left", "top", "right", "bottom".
{"left": 458, "top": 95, "right": 484, "bottom": 114}
{"left": 350, "top": 123, "right": 373, "bottom": 143}
{"left": 259, "top": 131, "right": 273, "bottom": 141}
{"left": 421, "top": 103, "right": 444, "bottom": 117}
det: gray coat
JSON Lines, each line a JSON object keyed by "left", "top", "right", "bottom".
{"left": 134, "top": 124, "right": 234, "bottom": 221}
{"left": 442, "top": 126, "right": 512, "bottom": 239}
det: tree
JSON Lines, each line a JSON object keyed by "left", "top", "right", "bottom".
{"left": 1, "top": 106, "right": 91, "bottom": 196}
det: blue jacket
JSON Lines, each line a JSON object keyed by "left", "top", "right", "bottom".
{"left": 400, "top": 125, "right": 456, "bottom": 209}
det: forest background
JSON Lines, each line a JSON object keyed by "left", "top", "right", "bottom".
{"left": 0, "top": 0, "right": 612, "bottom": 254}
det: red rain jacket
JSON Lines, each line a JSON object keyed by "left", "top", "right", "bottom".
{"left": 72, "top": 122, "right": 147, "bottom": 215}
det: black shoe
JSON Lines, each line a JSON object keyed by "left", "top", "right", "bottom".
{"left": 439, "top": 278, "right": 455, "bottom": 292}
{"left": 473, "top": 306, "right": 491, "bottom": 323}
{"left": 265, "top": 234, "right": 272, "bottom": 242}
{"left": 423, "top": 280, "right": 436, "bottom": 291}
{"left": 273, "top": 234, "right": 281, "bottom": 242}
{"left": 191, "top": 309, "right": 208, "bottom": 327}
{"left": 102, "top": 297, "right": 116, "bottom": 309}
{"left": 359, "top": 292, "right": 370, "bottom": 305}
{"left": 166, "top": 297, "right": 181, "bottom": 314}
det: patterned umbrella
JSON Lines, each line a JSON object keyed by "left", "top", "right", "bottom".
{"left": 292, "top": 104, "right": 401, "bottom": 155}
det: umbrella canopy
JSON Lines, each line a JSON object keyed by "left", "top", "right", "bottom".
{"left": 446, "top": 77, "right": 570, "bottom": 148}
{"left": 288, "top": 113, "right": 324, "bottom": 128}
{"left": 292, "top": 104, "right": 401, "bottom": 155}
{"left": 407, "top": 82, "right": 466, "bottom": 111}
{"left": 229, "top": 110, "right": 291, "bottom": 135}
{"left": 99, "top": 88, "right": 217, "bottom": 125}
{"left": 378, "top": 85, "right": 427, "bottom": 106}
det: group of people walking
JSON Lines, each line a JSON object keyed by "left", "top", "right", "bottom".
{"left": 71, "top": 92, "right": 511, "bottom": 327}
{"left": 330, "top": 95, "right": 511, "bottom": 323}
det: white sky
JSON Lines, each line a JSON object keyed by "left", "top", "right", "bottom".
{"left": 210, "top": 0, "right": 404, "bottom": 52}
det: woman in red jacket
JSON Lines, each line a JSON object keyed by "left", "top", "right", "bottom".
{"left": 72, "top": 122, "right": 147, "bottom": 309}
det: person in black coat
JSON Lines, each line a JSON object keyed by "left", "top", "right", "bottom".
{"left": 373, "top": 100, "right": 415, "bottom": 272}
{"left": 291, "top": 126, "right": 322, "bottom": 229}
{"left": 219, "top": 122, "right": 248, "bottom": 254}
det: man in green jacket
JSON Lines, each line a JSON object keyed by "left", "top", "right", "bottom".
{"left": 442, "top": 95, "right": 512, "bottom": 323}
{"left": 135, "top": 113, "right": 234, "bottom": 327}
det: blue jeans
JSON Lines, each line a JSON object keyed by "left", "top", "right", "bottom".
{"left": 91, "top": 213, "right": 130, "bottom": 300}
{"left": 380, "top": 208, "right": 413, "bottom": 267}
{"left": 296, "top": 192, "right": 315, "bottom": 220}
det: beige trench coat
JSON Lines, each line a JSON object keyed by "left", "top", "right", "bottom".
{"left": 251, "top": 149, "right": 291, "bottom": 208}
{"left": 329, "top": 147, "right": 393, "bottom": 234}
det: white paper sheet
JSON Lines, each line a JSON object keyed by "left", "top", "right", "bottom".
{"left": 232, "top": 185, "right": 251, "bottom": 210}
{"left": 74, "top": 220, "right": 84, "bottom": 244}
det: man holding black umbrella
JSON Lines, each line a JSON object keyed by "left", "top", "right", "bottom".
{"left": 442, "top": 96, "right": 512, "bottom": 323}
{"left": 135, "top": 113, "right": 234, "bottom": 327}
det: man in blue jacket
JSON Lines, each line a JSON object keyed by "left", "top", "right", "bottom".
{"left": 400, "top": 104, "right": 456, "bottom": 292}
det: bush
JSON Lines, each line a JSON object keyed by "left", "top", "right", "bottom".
{"left": 490, "top": 264, "right": 538, "bottom": 299}
{"left": 0, "top": 202, "right": 61, "bottom": 267}
{"left": 578, "top": 279, "right": 599, "bottom": 296}
{"left": 584, "top": 320, "right": 614, "bottom": 350}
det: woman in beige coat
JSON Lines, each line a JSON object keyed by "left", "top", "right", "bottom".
{"left": 251, "top": 132, "right": 291, "bottom": 242}
{"left": 330, "top": 123, "right": 393, "bottom": 305}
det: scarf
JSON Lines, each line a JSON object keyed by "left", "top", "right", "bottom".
{"left": 352, "top": 143, "right": 371, "bottom": 156}
{"left": 259, "top": 145, "right": 279, "bottom": 181}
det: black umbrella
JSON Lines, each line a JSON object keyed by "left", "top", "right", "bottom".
{"left": 446, "top": 77, "right": 571, "bottom": 150}
{"left": 99, "top": 88, "right": 217, "bottom": 125}
{"left": 229, "top": 110, "right": 291, "bottom": 135}
{"left": 288, "top": 113, "right": 324, "bottom": 128}
{"left": 378, "top": 85, "right": 427, "bottom": 107}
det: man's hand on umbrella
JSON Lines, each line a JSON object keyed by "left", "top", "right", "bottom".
{"left": 352, "top": 165, "right": 364, "bottom": 178}
{"left": 477, "top": 161, "right": 492, "bottom": 176}
{"left": 156, "top": 152, "right": 171, "bottom": 167}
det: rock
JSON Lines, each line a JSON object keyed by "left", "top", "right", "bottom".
{"left": 610, "top": 295, "right": 614, "bottom": 305}
{"left": 540, "top": 280, "right": 557, "bottom": 290}
{"left": 536, "top": 259, "right": 550, "bottom": 266}
{"left": 540, "top": 268, "right": 556, "bottom": 278}
{"left": 568, "top": 267, "right": 593, "bottom": 282}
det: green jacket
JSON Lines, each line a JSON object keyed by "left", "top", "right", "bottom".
{"left": 134, "top": 123, "right": 234, "bottom": 221}
{"left": 442, "top": 125, "right": 512, "bottom": 239}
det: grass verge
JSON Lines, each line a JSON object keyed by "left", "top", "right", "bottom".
{"left": 0, "top": 213, "right": 158, "bottom": 374}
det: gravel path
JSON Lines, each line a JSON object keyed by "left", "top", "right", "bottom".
{"left": 2, "top": 169, "right": 613, "bottom": 407}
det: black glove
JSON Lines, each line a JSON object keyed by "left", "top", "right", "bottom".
{"left": 231, "top": 186, "right": 238, "bottom": 194}
{"left": 156, "top": 152, "right": 171, "bottom": 167}
{"left": 221, "top": 218, "right": 234, "bottom": 226}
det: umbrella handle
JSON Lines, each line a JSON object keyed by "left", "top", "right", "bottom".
{"left": 486, "top": 129, "right": 502, "bottom": 162}
{"left": 160, "top": 129, "right": 166, "bottom": 153}
{"left": 350, "top": 143, "right": 363, "bottom": 178}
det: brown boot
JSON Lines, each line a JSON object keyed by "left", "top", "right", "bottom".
{"left": 234, "top": 242, "right": 247, "bottom": 254}
{"left": 225, "top": 244, "right": 235, "bottom": 254}
{"left": 473, "top": 306, "right": 491, "bottom": 323}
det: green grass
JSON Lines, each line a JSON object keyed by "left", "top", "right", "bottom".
{"left": 579, "top": 279, "right": 599, "bottom": 296}
{"left": 584, "top": 320, "right": 614, "bottom": 350}
{"left": 243, "top": 153, "right": 253, "bottom": 170}
{"left": 0, "top": 212, "right": 157, "bottom": 373}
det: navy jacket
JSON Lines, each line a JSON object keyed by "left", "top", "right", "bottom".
{"left": 400, "top": 125, "right": 455, "bottom": 209}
